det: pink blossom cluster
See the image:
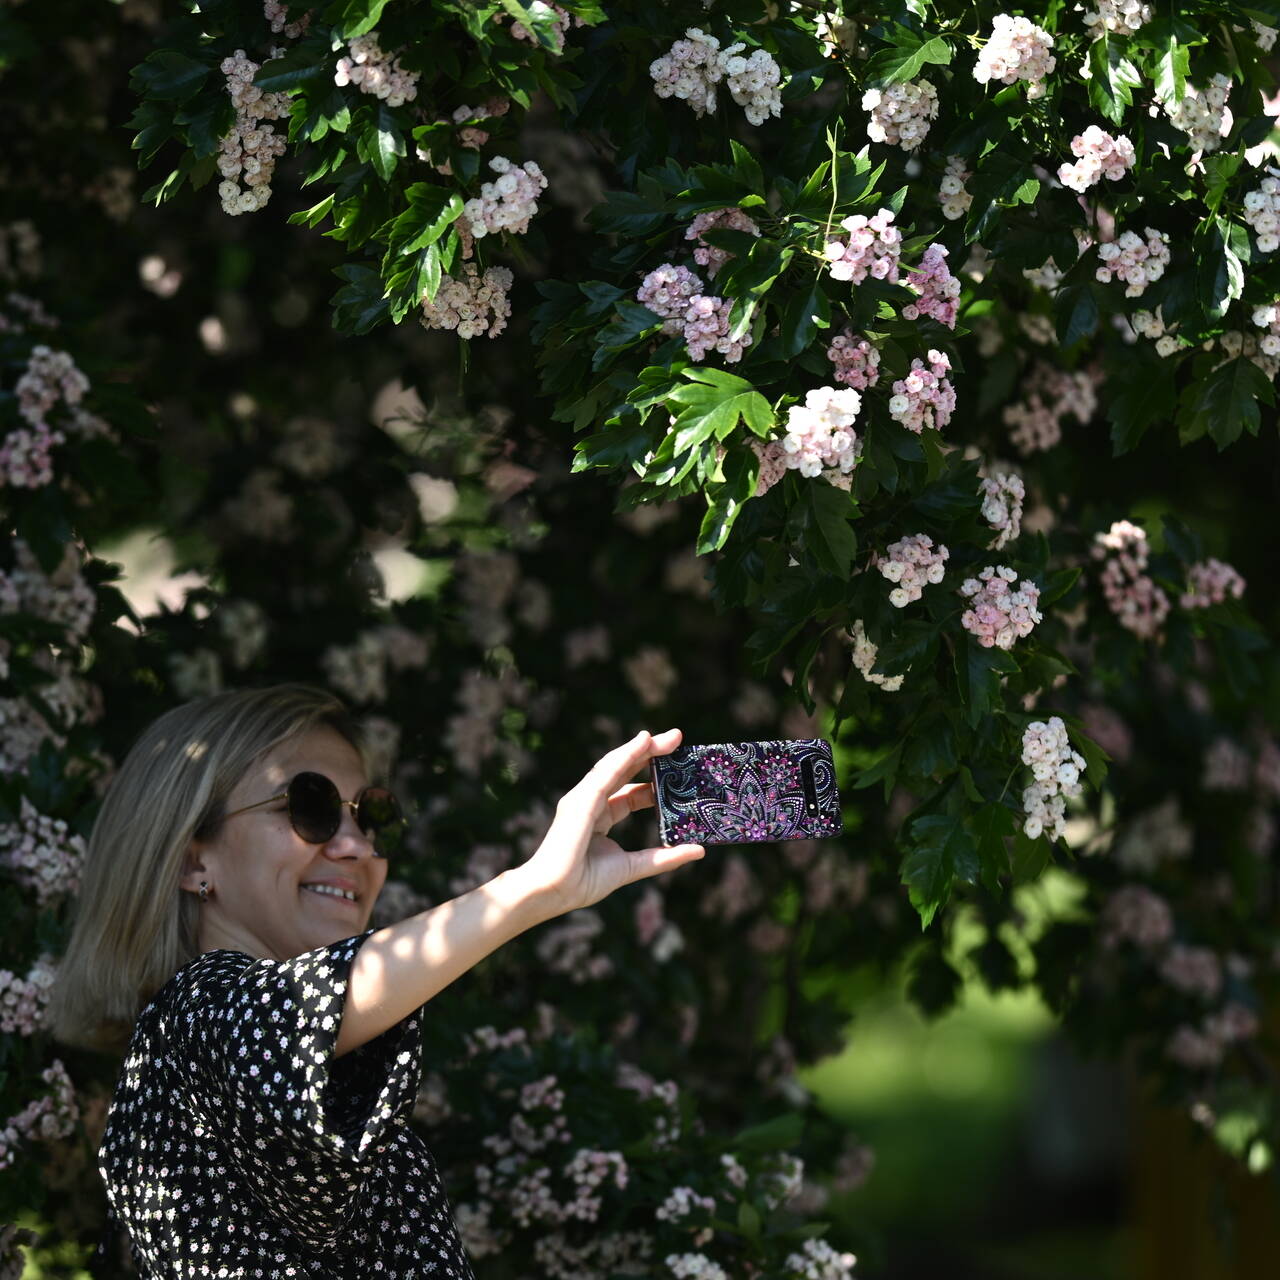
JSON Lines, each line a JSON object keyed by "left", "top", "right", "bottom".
{"left": 751, "top": 439, "right": 788, "bottom": 497}
{"left": 938, "top": 156, "right": 973, "bottom": 221}
{"left": 972, "top": 14, "right": 1056, "bottom": 99}
{"left": 1159, "top": 944, "right": 1224, "bottom": 1001}
{"left": 666, "top": 1254, "right": 729, "bottom": 1280}
{"left": 509, "top": 2, "right": 579, "bottom": 53}
{"left": 699, "top": 852, "right": 764, "bottom": 922}
{"left": 1165, "top": 1003, "right": 1259, "bottom": 1070}
{"left": 959, "top": 565, "right": 1042, "bottom": 649}
{"left": 1021, "top": 716, "right": 1086, "bottom": 840}
{"left": 321, "top": 631, "right": 389, "bottom": 704}
{"left": 1114, "top": 797, "right": 1193, "bottom": 873}
{"left": 649, "top": 28, "right": 723, "bottom": 117}
{"left": 979, "top": 470, "right": 1025, "bottom": 549}
{"left": 421, "top": 263, "right": 515, "bottom": 340}
{"left": 888, "top": 349, "right": 955, "bottom": 433}
{"left": 334, "top": 32, "right": 419, "bottom": 106}
{"left": 622, "top": 645, "right": 678, "bottom": 707}
{"left": 634, "top": 886, "right": 684, "bottom": 961}
{"left": 2, "top": 540, "right": 96, "bottom": 644}
{"left": 848, "top": 619, "right": 904, "bottom": 691}
{"left": 462, "top": 156, "right": 548, "bottom": 242}
{"left": 877, "top": 533, "right": 949, "bottom": 607}
{"left": 0, "top": 291, "right": 57, "bottom": 336}
{"left": 1091, "top": 519, "right": 1170, "bottom": 639}
{"left": 649, "top": 29, "right": 783, "bottom": 125}
{"left": 826, "top": 332, "right": 880, "bottom": 389}
{"left": 1202, "top": 736, "right": 1251, "bottom": 792}
{"left": 443, "top": 667, "right": 530, "bottom": 777}
{"left": 635, "top": 264, "right": 749, "bottom": 363}
{"left": 1243, "top": 172, "right": 1280, "bottom": 253}
{"left": 1083, "top": 0, "right": 1152, "bottom": 38}
{"left": 15, "top": 344, "right": 88, "bottom": 428}
{"left": 781, "top": 386, "right": 863, "bottom": 478}
{"left": 1095, "top": 227, "right": 1171, "bottom": 297}
{"left": 862, "top": 79, "right": 938, "bottom": 150}
{"left": 1181, "top": 558, "right": 1245, "bottom": 609}
{"left": 1162, "top": 75, "right": 1232, "bottom": 154}
{"left": 684, "top": 207, "right": 760, "bottom": 277}
{"left": 1216, "top": 326, "right": 1280, "bottom": 380}
{"left": 0, "top": 1059, "right": 77, "bottom": 1171}
{"left": 1002, "top": 362, "right": 1098, "bottom": 454}
{"left": 0, "top": 956, "right": 56, "bottom": 1035}
{"left": 216, "top": 50, "right": 290, "bottom": 215}
{"left": 822, "top": 208, "right": 901, "bottom": 284}
{"left": 1099, "top": 884, "right": 1174, "bottom": 951}
{"left": 263, "top": 0, "right": 309, "bottom": 38}
{"left": 1057, "top": 126, "right": 1136, "bottom": 192}
{"left": 656, "top": 1184, "right": 717, "bottom": 1223}
{"left": 902, "top": 244, "right": 960, "bottom": 328}
{"left": 535, "top": 908, "right": 614, "bottom": 982}
{"left": 0, "top": 797, "right": 84, "bottom": 905}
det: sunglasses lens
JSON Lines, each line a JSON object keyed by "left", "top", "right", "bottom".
{"left": 357, "top": 787, "right": 404, "bottom": 857}
{"left": 288, "top": 772, "right": 342, "bottom": 844}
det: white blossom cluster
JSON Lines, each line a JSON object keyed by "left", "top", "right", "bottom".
{"left": 979, "top": 470, "right": 1025, "bottom": 550}
{"left": 1, "top": 540, "right": 95, "bottom": 647}
{"left": 781, "top": 386, "right": 863, "bottom": 478}
{"left": 1253, "top": 20, "right": 1279, "bottom": 52}
{"left": 169, "top": 649, "right": 223, "bottom": 700}
{"left": 972, "top": 14, "right": 1056, "bottom": 99}
{"left": 1114, "top": 797, "right": 1193, "bottom": 874}
{"left": 1252, "top": 303, "right": 1280, "bottom": 365}
{"left": 649, "top": 29, "right": 783, "bottom": 125}
{"left": 1003, "top": 362, "right": 1099, "bottom": 455}
{"left": 848, "top": 619, "right": 903, "bottom": 692}
{"left": 1165, "top": 1003, "right": 1260, "bottom": 1070}
{"left": 0, "top": 956, "right": 56, "bottom": 1035}
{"left": 217, "top": 50, "right": 290, "bottom": 216}
{"left": 655, "top": 1185, "right": 717, "bottom": 1222}
{"left": 635, "top": 264, "right": 749, "bottom": 364}
{"left": 0, "top": 797, "right": 84, "bottom": 905}
{"left": 666, "top": 1253, "right": 729, "bottom": 1280}
{"left": 15, "top": 345, "right": 89, "bottom": 429}
{"left": 1021, "top": 716, "right": 1086, "bottom": 840}
{"left": 1099, "top": 885, "right": 1174, "bottom": 951}
{"left": 421, "top": 263, "right": 515, "bottom": 340}
{"left": 938, "top": 156, "right": 973, "bottom": 221}
{"left": 1159, "top": 944, "right": 1224, "bottom": 1001}
{"left": 1131, "top": 307, "right": 1186, "bottom": 358}
{"left": 0, "top": 1059, "right": 78, "bottom": 1172}
{"left": 334, "top": 32, "right": 419, "bottom": 107}
{"left": 782, "top": 1237, "right": 859, "bottom": 1280}
{"left": 862, "top": 80, "right": 938, "bottom": 150}
{"left": 1181, "top": 558, "right": 1246, "bottom": 609}
{"left": 0, "top": 291, "right": 57, "bottom": 337}
{"left": 1161, "top": 75, "right": 1232, "bottom": 154}
{"left": 1057, "top": 126, "right": 1135, "bottom": 192}
{"left": 1242, "top": 170, "right": 1280, "bottom": 253}
{"left": 623, "top": 645, "right": 678, "bottom": 707}
{"left": 321, "top": 631, "right": 388, "bottom": 704}
{"left": 1082, "top": 0, "right": 1152, "bottom": 38}
{"left": 959, "top": 566, "right": 1043, "bottom": 649}
{"left": 534, "top": 908, "right": 614, "bottom": 982}
{"left": 877, "top": 533, "right": 949, "bottom": 607}
{"left": 1095, "top": 227, "right": 1171, "bottom": 298}
{"left": 462, "top": 157, "right": 548, "bottom": 240}
{"left": 0, "top": 220, "right": 40, "bottom": 281}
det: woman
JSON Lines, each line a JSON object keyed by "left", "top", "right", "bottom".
{"left": 49, "top": 683, "right": 704, "bottom": 1277}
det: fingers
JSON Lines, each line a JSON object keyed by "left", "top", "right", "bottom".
{"left": 580, "top": 728, "right": 683, "bottom": 806}
{"left": 602, "top": 781, "right": 653, "bottom": 826}
{"left": 628, "top": 842, "right": 705, "bottom": 883}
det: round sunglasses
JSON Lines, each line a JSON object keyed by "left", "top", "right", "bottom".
{"left": 223, "top": 771, "right": 405, "bottom": 857}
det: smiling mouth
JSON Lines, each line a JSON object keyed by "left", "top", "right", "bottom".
{"left": 301, "top": 885, "right": 359, "bottom": 904}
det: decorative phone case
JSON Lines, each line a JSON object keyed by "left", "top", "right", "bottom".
{"left": 649, "top": 739, "right": 843, "bottom": 846}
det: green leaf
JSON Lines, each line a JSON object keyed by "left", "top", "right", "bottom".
{"left": 254, "top": 41, "right": 330, "bottom": 93}
{"left": 780, "top": 279, "right": 831, "bottom": 358}
{"left": 698, "top": 447, "right": 759, "bottom": 553}
{"left": 737, "top": 1201, "right": 762, "bottom": 1239}
{"left": 573, "top": 420, "right": 656, "bottom": 471}
{"left": 130, "top": 50, "right": 211, "bottom": 102}
{"left": 1054, "top": 284, "right": 1099, "bottom": 348}
{"left": 330, "top": 263, "right": 391, "bottom": 335}
{"left": 957, "top": 640, "right": 1017, "bottom": 728}
{"left": 332, "top": 0, "right": 394, "bottom": 39}
{"left": 731, "top": 1111, "right": 804, "bottom": 1151}
{"left": 1088, "top": 35, "right": 1141, "bottom": 124}
{"left": 288, "top": 193, "right": 336, "bottom": 229}
{"left": 1179, "top": 357, "right": 1274, "bottom": 449}
{"left": 907, "top": 945, "right": 963, "bottom": 1016}
{"left": 370, "top": 104, "right": 406, "bottom": 181}
{"left": 498, "top": 0, "right": 562, "bottom": 50}
{"left": 902, "top": 815, "right": 979, "bottom": 931}
{"left": 864, "top": 28, "right": 952, "bottom": 87}
{"left": 1148, "top": 16, "right": 1190, "bottom": 107}
{"left": 1038, "top": 567, "right": 1081, "bottom": 609}
{"left": 394, "top": 186, "right": 464, "bottom": 256}
{"left": 1010, "top": 827, "right": 1049, "bottom": 882}
{"left": 853, "top": 742, "right": 903, "bottom": 800}
{"left": 970, "top": 803, "right": 1016, "bottom": 895}
{"left": 806, "top": 482, "right": 857, "bottom": 576}
{"left": 666, "top": 368, "right": 774, "bottom": 450}
{"left": 589, "top": 190, "right": 669, "bottom": 237}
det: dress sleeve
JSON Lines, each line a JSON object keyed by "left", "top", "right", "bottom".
{"left": 168, "top": 931, "right": 424, "bottom": 1248}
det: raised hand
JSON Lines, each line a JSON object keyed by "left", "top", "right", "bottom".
{"left": 516, "top": 728, "right": 705, "bottom": 917}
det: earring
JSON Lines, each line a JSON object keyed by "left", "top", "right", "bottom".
{"left": 198, "top": 881, "right": 210, "bottom": 903}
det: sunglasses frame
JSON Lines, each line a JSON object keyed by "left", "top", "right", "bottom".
{"left": 222, "top": 771, "right": 404, "bottom": 857}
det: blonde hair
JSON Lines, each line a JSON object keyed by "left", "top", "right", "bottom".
{"left": 48, "top": 683, "right": 365, "bottom": 1054}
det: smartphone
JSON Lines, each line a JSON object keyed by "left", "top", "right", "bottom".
{"left": 649, "top": 739, "right": 843, "bottom": 846}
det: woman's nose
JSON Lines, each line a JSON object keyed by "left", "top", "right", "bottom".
{"left": 325, "top": 807, "right": 375, "bottom": 858}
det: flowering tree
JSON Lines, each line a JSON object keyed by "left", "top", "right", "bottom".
{"left": 3, "top": 0, "right": 1280, "bottom": 1272}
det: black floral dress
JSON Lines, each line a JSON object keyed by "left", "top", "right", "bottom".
{"left": 98, "top": 932, "right": 475, "bottom": 1278}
